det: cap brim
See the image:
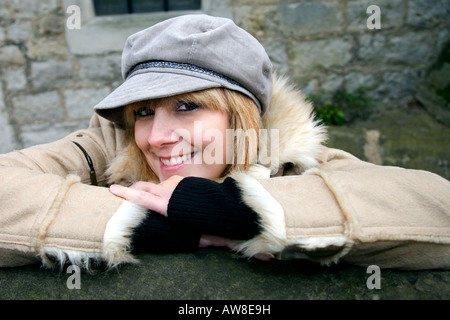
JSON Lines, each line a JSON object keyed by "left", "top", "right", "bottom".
{"left": 94, "top": 70, "right": 259, "bottom": 125}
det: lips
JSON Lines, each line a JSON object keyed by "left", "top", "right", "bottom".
{"left": 160, "top": 152, "right": 194, "bottom": 166}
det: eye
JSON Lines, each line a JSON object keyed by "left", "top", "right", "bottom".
{"left": 134, "top": 106, "right": 154, "bottom": 118}
{"left": 175, "top": 101, "right": 201, "bottom": 112}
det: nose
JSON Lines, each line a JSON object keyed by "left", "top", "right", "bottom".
{"left": 147, "top": 109, "right": 180, "bottom": 148}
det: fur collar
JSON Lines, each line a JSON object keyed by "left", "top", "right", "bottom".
{"left": 257, "top": 75, "right": 327, "bottom": 176}
{"left": 106, "top": 74, "right": 327, "bottom": 185}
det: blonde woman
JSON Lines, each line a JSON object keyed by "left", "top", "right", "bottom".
{"left": 0, "top": 15, "right": 449, "bottom": 270}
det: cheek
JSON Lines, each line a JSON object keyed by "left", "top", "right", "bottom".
{"left": 200, "top": 114, "right": 231, "bottom": 160}
{"left": 134, "top": 122, "right": 148, "bottom": 151}
{"left": 203, "top": 116, "right": 228, "bottom": 142}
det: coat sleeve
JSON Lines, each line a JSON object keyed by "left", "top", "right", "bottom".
{"left": 231, "top": 148, "right": 450, "bottom": 270}
{"left": 0, "top": 115, "right": 147, "bottom": 269}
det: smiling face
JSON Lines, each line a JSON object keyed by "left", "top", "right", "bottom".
{"left": 123, "top": 88, "right": 262, "bottom": 183}
{"left": 132, "top": 94, "right": 231, "bottom": 182}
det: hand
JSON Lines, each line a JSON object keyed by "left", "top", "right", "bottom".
{"left": 199, "top": 235, "right": 274, "bottom": 262}
{"left": 109, "top": 175, "right": 184, "bottom": 216}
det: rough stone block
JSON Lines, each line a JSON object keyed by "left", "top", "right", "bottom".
{"left": 21, "top": 119, "right": 90, "bottom": 148}
{"left": 233, "top": 5, "right": 281, "bottom": 39}
{"left": 31, "top": 60, "right": 73, "bottom": 90}
{"left": 0, "top": 26, "right": 5, "bottom": 42}
{"left": 281, "top": 1, "right": 341, "bottom": 35}
{"left": 347, "top": 0, "right": 404, "bottom": 31}
{"left": 344, "top": 73, "right": 376, "bottom": 93}
{"left": 291, "top": 38, "right": 353, "bottom": 73}
{"left": 357, "top": 31, "right": 435, "bottom": 68}
{"left": 65, "top": 87, "right": 111, "bottom": 118}
{"left": 26, "top": 37, "right": 70, "bottom": 60}
{"left": 12, "top": 91, "right": 62, "bottom": 124}
{"left": 77, "top": 55, "right": 121, "bottom": 84}
{"left": 6, "top": 20, "right": 33, "bottom": 40}
{"left": 378, "top": 71, "right": 416, "bottom": 106}
{"left": 0, "top": 87, "right": 17, "bottom": 153}
{"left": 407, "top": 0, "right": 450, "bottom": 27}
{"left": 260, "top": 39, "right": 289, "bottom": 75}
{"left": 383, "top": 32, "right": 436, "bottom": 67}
{"left": 0, "top": 45, "right": 26, "bottom": 67}
{"left": 5, "top": 67, "right": 27, "bottom": 91}
{"left": 9, "top": 0, "right": 59, "bottom": 19}
{"left": 0, "top": 2, "right": 7, "bottom": 20}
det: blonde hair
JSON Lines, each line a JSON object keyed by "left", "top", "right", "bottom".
{"left": 122, "top": 88, "right": 262, "bottom": 182}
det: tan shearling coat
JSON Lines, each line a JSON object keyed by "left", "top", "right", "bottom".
{"left": 1, "top": 76, "right": 449, "bottom": 270}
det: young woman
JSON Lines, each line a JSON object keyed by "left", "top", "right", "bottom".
{"left": 0, "top": 15, "right": 448, "bottom": 270}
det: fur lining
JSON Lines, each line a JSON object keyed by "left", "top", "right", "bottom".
{"left": 230, "top": 171, "right": 287, "bottom": 256}
{"left": 106, "top": 148, "right": 153, "bottom": 186}
{"left": 230, "top": 171, "right": 348, "bottom": 261}
{"left": 259, "top": 75, "right": 327, "bottom": 174}
{"left": 103, "top": 200, "right": 147, "bottom": 268}
{"left": 42, "top": 247, "right": 102, "bottom": 270}
{"left": 41, "top": 200, "right": 147, "bottom": 270}
{"left": 287, "top": 236, "right": 347, "bottom": 250}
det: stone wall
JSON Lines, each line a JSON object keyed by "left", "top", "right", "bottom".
{"left": 0, "top": 0, "right": 449, "bottom": 153}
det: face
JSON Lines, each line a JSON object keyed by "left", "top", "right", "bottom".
{"left": 133, "top": 97, "right": 231, "bottom": 182}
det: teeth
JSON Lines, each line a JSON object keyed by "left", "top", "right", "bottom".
{"left": 160, "top": 153, "right": 193, "bottom": 166}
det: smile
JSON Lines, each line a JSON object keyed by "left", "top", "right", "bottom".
{"left": 160, "top": 152, "right": 194, "bottom": 166}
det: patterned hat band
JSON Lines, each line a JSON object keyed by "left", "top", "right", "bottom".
{"left": 127, "top": 61, "right": 244, "bottom": 89}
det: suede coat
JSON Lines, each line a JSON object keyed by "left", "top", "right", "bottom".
{"left": 0, "top": 76, "right": 449, "bottom": 270}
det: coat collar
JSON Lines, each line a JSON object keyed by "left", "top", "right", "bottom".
{"left": 257, "top": 75, "right": 327, "bottom": 176}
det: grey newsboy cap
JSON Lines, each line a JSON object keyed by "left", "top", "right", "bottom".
{"left": 94, "top": 14, "right": 273, "bottom": 124}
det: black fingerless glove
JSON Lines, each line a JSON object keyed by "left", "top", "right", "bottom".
{"left": 130, "top": 177, "right": 261, "bottom": 254}
{"left": 131, "top": 210, "right": 201, "bottom": 254}
{"left": 167, "top": 177, "right": 261, "bottom": 240}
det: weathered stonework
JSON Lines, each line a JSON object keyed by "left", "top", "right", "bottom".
{"left": 0, "top": 0, "right": 448, "bottom": 177}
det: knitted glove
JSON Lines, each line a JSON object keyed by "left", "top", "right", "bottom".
{"left": 167, "top": 177, "right": 261, "bottom": 240}
{"left": 131, "top": 210, "right": 201, "bottom": 254}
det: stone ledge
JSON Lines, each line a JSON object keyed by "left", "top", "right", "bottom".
{"left": 0, "top": 249, "right": 449, "bottom": 300}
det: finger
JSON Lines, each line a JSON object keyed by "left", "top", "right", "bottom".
{"left": 130, "top": 181, "right": 170, "bottom": 199}
{"left": 130, "top": 181, "right": 156, "bottom": 192}
{"left": 109, "top": 184, "right": 167, "bottom": 215}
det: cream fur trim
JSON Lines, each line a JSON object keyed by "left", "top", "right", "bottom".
{"left": 231, "top": 171, "right": 349, "bottom": 261}
{"left": 42, "top": 247, "right": 102, "bottom": 270}
{"left": 259, "top": 75, "right": 328, "bottom": 175}
{"left": 230, "top": 172, "right": 287, "bottom": 256}
{"left": 40, "top": 200, "right": 147, "bottom": 270}
{"left": 103, "top": 200, "right": 147, "bottom": 268}
{"left": 287, "top": 236, "right": 347, "bottom": 250}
